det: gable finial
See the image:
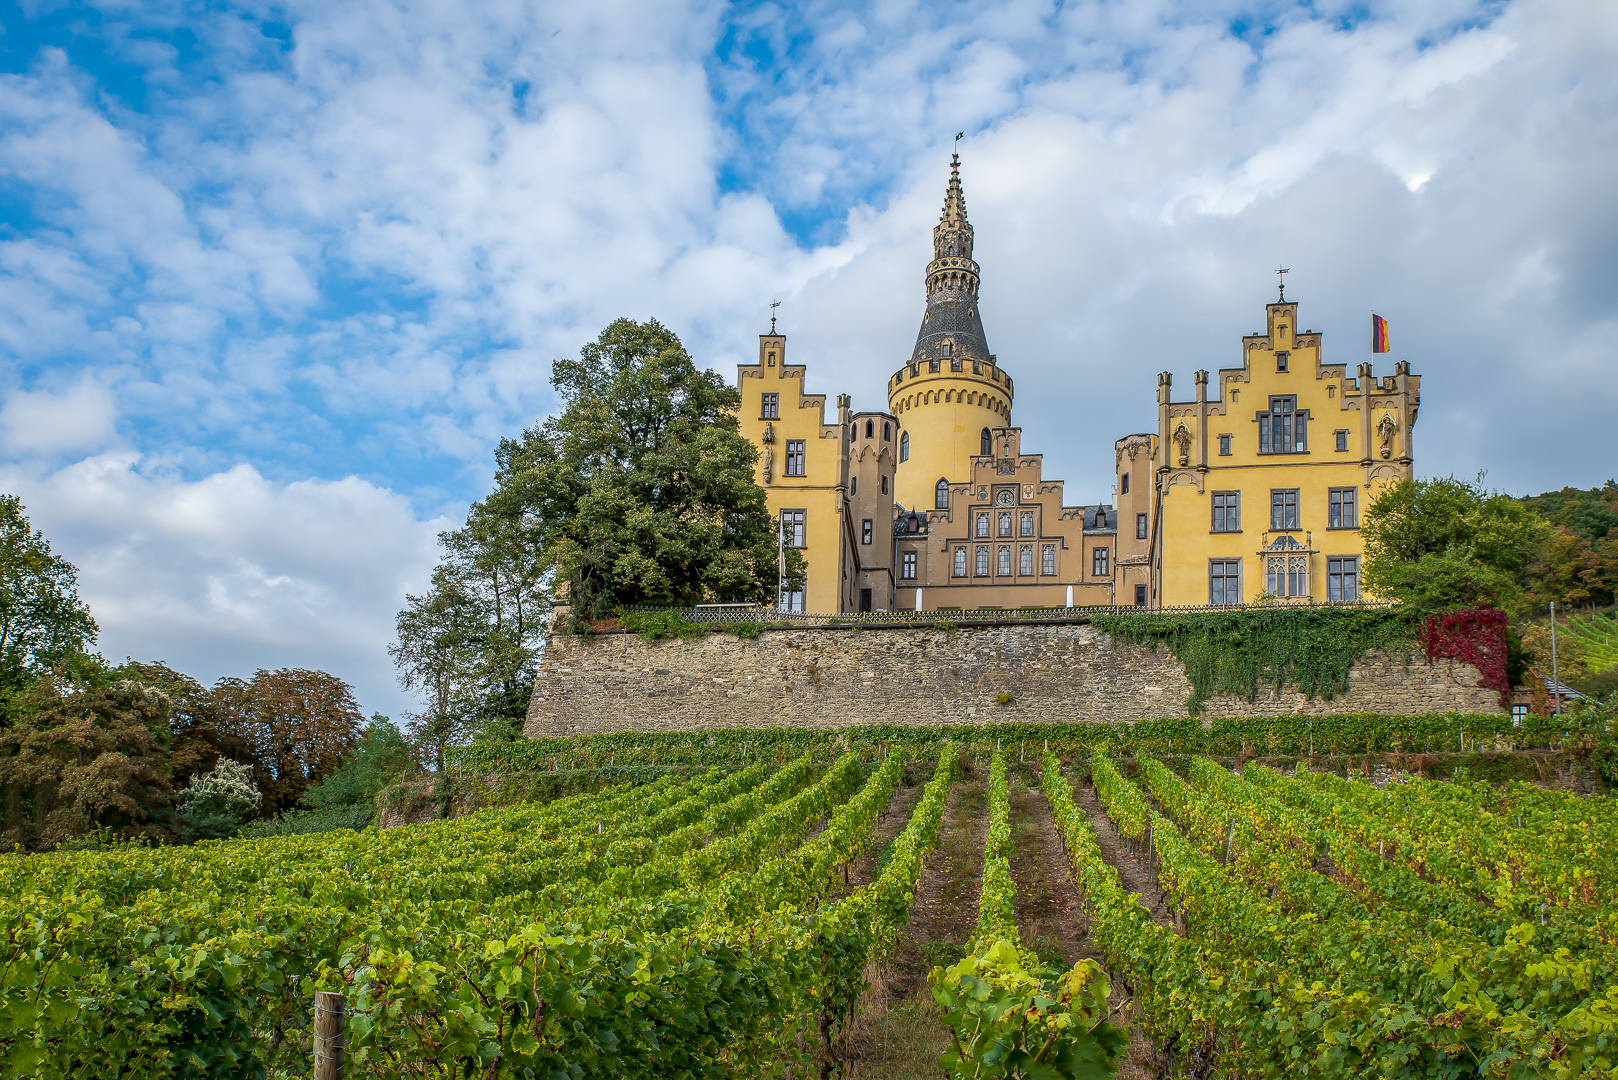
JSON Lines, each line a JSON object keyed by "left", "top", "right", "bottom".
{"left": 769, "top": 298, "right": 781, "bottom": 334}
{"left": 1276, "top": 265, "right": 1290, "bottom": 301}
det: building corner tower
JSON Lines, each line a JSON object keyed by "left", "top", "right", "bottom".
{"left": 887, "top": 154, "right": 1014, "bottom": 512}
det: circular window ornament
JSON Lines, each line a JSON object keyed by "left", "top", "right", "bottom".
{"left": 996, "top": 490, "right": 1014, "bottom": 506}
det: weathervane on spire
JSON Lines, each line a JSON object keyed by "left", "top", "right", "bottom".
{"left": 953, "top": 131, "right": 964, "bottom": 165}
{"left": 1276, "top": 265, "right": 1290, "bottom": 301}
{"left": 769, "top": 298, "right": 781, "bottom": 334}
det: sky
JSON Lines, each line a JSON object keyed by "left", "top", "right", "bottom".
{"left": 0, "top": 0, "right": 1613, "bottom": 718}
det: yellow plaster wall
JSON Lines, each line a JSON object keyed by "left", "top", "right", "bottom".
{"left": 737, "top": 334, "right": 849, "bottom": 614}
{"left": 1155, "top": 299, "right": 1416, "bottom": 606}
{"left": 887, "top": 363, "right": 1014, "bottom": 510}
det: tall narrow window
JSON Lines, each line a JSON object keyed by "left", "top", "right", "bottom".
{"left": 760, "top": 393, "right": 779, "bottom": 419}
{"left": 1219, "top": 434, "right": 1231, "bottom": 456}
{"left": 784, "top": 440, "right": 806, "bottom": 476}
{"left": 941, "top": 340, "right": 952, "bottom": 357}
{"left": 1020, "top": 511, "right": 1035, "bottom": 536}
{"left": 864, "top": 419, "right": 873, "bottom": 438}
{"left": 1137, "top": 513, "right": 1148, "bottom": 540}
{"left": 935, "top": 478, "right": 949, "bottom": 509}
{"left": 1134, "top": 584, "right": 1147, "bottom": 606}
{"left": 1211, "top": 492, "right": 1240, "bottom": 533}
{"left": 953, "top": 547, "right": 967, "bottom": 577}
{"left": 883, "top": 422, "right": 891, "bottom": 441}
{"left": 1209, "top": 560, "right": 1241, "bottom": 605}
{"left": 1270, "top": 489, "right": 1299, "bottom": 530}
{"left": 900, "top": 432, "right": 910, "bottom": 462}
{"left": 880, "top": 475, "right": 888, "bottom": 495}
{"left": 780, "top": 509, "right": 806, "bottom": 547}
{"left": 1121, "top": 473, "right": 1130, "bottom": 494}
{"left": 981, "top": 428, "right": 992, "bottom": 456}
{"left": 1041, "top": 545, "right": 1056, "bottom": 575}
{"left": 998, "top": 511, "right": 1012, "bottom": 537}
{"left": 975, "top": 546, "right": 990, "bottom": 577}
{"left": 1092, "top": 547, "right": 1109, "bottom": 576}
{"left": 1019, "top": 546, "right": 1033, "bottom": 575}
{"left": 1328, "top": 557, "right": 1360, "bottom": 601}
{"left": 997, "top": 546, "right": 1012, "bottom": 576}
{"left": 1328, "top": 487, "right": 1358, "bottom": 528}
{"left": 1095, "top": 509, "right": 1107, "bottom": 529}
{"left": 861, "top": 519, "right": 873, "bottom": 545}
{"left": 976, "top": 513, "right": 990, "bottom": 538}
{"left": 1334, "top": 429, "right": 1348, "bottom": 452}
{"left": 1258, "top": 396, "right": 1308, "bottom": 454}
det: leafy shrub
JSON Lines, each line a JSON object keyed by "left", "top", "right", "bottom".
{"left": 732, "top": 620, "right": 765, "bottom": 639}
{"left": 237, "top": 804, "right": 374, "bottom": 838}
{"left": 618, "top": 610, "right": 707, "bottom": 643}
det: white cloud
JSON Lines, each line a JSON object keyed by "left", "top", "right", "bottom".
{"left": 0, "top": 454, "right": 449, "bottom": 717}
{"left": 0, "top": 376, "right": 118, "bottom": 455}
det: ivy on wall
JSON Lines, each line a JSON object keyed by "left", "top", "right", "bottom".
{"left": 1421, "top": 607, "right": 1510, "bottom": 705}
{"left": 1091, "top": 607, "right": 1416, "bottom": 714}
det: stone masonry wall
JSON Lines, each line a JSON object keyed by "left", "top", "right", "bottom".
{"left": 523, "top": 622, "right": 1502, "bottom": 737}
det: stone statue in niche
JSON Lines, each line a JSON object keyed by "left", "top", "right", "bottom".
{"left": 1377, "top": 413, "right": 1397, "bottom": 459}
{"left": 1173, "top": 422, "right": 1192, "bottom": 466}
{"left": 761, "top": 421, "right": 775, "bottom": 483}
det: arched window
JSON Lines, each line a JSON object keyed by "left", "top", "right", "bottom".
{"left": 900, "top": 431, "right": 909, "bottom": 462}
{"left": 935, "top": 479, "right": 950, "bottom": 509}
{"left": 865, "top": 419, "right": 873, "bottom": 438}
{"left": 981, "top": 428, "right": 992, "bottom": 456}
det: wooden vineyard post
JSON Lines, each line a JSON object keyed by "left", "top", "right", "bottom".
{"left": 314, "top": 991, "right": 345, "bottom": 1080}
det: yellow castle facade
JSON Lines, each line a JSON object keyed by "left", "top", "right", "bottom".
{"left": 733, "top": 156, "right": 1421, "bottom": 613}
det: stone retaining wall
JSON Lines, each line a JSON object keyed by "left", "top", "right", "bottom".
{"left": 523, "top": 622, "right": 1501, "bottom": 736}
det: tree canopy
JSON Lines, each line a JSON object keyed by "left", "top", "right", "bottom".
{"left": 1361, "top": 476, "right": 1551, "bottom": 616}
{"left": 0, "top": 496, "right": 98, "bottom": 712}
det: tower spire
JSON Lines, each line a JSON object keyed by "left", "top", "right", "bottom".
{"left": 908, "top": 152, "right": 989, "bottom": 366}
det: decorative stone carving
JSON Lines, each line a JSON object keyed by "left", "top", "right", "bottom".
{"left": 1173, "top": 422, "right": 1192, "bottom": 466}
{"left": 761, "top": 421, "right": 775, "bottom": 483}
{"left": 1377, "top": 412, "right": 1397, "bottom": 459}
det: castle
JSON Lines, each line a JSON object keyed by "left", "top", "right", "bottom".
{"left": 736, "top": 155, "right": 1421, "bottom": 613}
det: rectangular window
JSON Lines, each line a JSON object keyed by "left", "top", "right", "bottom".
{"left": 1335, "top": 429, "right": 1348, "bottom": 452}
{"left": 1219, "top": 433, "right": 1231, "bottom": 456}
{"left": 1276, "top": 351, "right": 1289, "bottom": 372}
{"left": 1041, "top": 545, "right": 1056, "bottom": 575}
{"left": 1327, "top": 556, "right": 1360, "bottom": 602}
{"left": 880, "top": 475, "right": 888, "bottom": 494}
{"left": 779, "top": 576, "right": 805, "bottom": 613}
{"left": 760, "top": 393, "right": 779, "bottom": 419}
{"left": 976, "top": 513, "right": 990, "bottom": 538}
{"left": 1134, "top": 584, "right": 1147, "bottom": 607}
{"left": 861, "top": 518, "right": 873, "bottom": 545}
{"left": 998, "top": 511, "right": 1013, "bottom": 537}
{"left": 1270, "top": 489, "right": 1299, "bottom": 530}
{"left": 1020, "top": 511, "right": 1035, "bottom": 536}
{"left": 975, "top": 546, "right": 990, "bottom": 577}
{"left": 1511, "top": 703, "right": 1528, "bottom": 727}
{"left": 1328, "top": 487, "right": 1358, "bottom": 529}
{"left": 780, "top": 509, "right": 805, "bottom": 548}
{"left": 997, "top": 545, "right": 1012, "bottom": 576}
{"left": 929, "top": 359, "right": 941, "bottom": 372}
{"left": 953, "top": 547, "right": 967, "bottom": 578}
{"left": 1019, "top": 545, "right": 1033, "bottom": 575}
{"left": 784, "top": 440, "right": 805, "bottom": 476}
{"left": 1209, "top": 559, "right": 1241, "bottom": 605}
{"left": 1211, "top": 491, "right": 1240, "bottom": 533}
{"left": 1121, "top": 473, "right": 1130, "bottom": 494}
{"left": 1092, "top": 547, "right": 1109, "bottom": 576}
{"left": 1258, "top": 396, "right": 1307, "bottom": 454}
{"left": 903, "top": 551, "right": 918, "bottom": 580}
{"left": 1136, "top": 512, "right": 1148, "bottom": 540}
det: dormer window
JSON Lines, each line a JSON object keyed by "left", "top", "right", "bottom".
{"left": 941, "top": 340, "right": 952, "bottom": 357}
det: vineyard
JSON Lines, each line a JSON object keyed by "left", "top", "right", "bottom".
{"left": 5, "top": 735, "right": 1618, "bottom": 1078}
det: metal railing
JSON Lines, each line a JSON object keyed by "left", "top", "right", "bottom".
{"left": 631, "top": 599, "right": 1395, "bottom": 630}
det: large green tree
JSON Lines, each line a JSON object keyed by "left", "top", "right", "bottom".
{"left": 1361, "top": 476, "right": 1551, "bottom": 616}
{"left": 495, "top": 318, "right": 796, "bottom": 618}
{"left": 0, "top": 496, "right": 99, "bottom": 716}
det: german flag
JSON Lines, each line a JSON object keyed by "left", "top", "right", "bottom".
{"left": 1371, "top": 313, "right": 1390, "bottom": 353}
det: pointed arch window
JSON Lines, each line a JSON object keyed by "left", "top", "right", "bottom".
{"left": 981, "top": 428, "right": 992, "bottom": 456}
{"left": 900, "top": 432, "right": 909, "bottom": 462}
{"left": 935, "top": 478, "right": 950, "bottom": 510}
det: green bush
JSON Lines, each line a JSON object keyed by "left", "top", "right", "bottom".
{"left": 237, "top": 804, "right": 374, "bottom": 838}
{"left": 618, "top": 610, "right": 707, "bottom": 643}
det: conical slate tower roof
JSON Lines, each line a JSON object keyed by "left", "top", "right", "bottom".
{"left": 911, "top": 154, "right": 990, "bottom": 365}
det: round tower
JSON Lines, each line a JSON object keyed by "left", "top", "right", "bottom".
{"left": 888, "top": 154, "right": 1014, "bottom": 512}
